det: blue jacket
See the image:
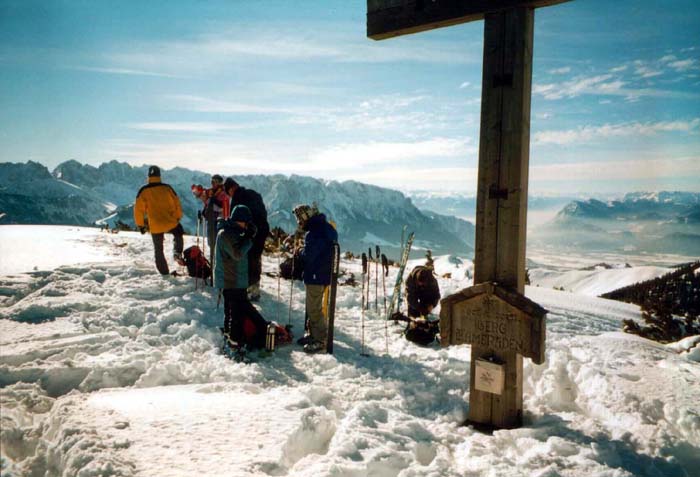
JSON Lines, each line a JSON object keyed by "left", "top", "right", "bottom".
{"left": 213, "top": 220, "right": 252, "bottom": 289}
{"left": 300, "top": 214, "right": 338, "bottom": 285}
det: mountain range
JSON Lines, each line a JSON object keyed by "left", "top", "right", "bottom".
{"left": 408, "top": 191, "right": 574, "bottom": 221}
{"left": 2, "top": 160, "right": 698, "bottom": 257}
{"left": 0, "top": 160, "right": 474, "bottom": 258}
{"left": 530, "top": 192, "right": 700, "bottom": 255}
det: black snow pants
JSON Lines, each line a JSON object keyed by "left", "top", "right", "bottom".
{"left": 223, "top": 288, "right": 268, "bottom": 349}
{"left": 247, "top": 224, "right": 269, "bottom": 287}
{"left": 151, "top": 223, "right": 184, "bottom": 275}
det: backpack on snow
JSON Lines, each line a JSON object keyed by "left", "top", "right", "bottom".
{"left": 279, "top": 250, "right": 304, "bottom": 280}
{"left": 392, "top": 312, "right": 440, "bottom": 346}
{"left": 229, "top": 318, "right": 293, "bottom": 350}
{"left": 183, "top": 245, "right": 212, "bottom": 280}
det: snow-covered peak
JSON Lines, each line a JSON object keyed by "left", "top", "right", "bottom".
{"left": 623, "top": 191, "right": 700, "bottom": 205}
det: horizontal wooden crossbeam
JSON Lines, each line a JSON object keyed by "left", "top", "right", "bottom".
{"left": 367, "top": 0, "right": 570, "bottom": 39}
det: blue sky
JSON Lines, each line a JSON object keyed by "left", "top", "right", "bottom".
{"left": 1, "top": 0, "right": 699, "bottom": 195}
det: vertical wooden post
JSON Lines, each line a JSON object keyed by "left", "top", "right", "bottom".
{"left": 471, "top": 6, "right": 534, "bottom": 429}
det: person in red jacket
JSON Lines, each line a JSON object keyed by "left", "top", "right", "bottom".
{"left": 134, "top": 165, "right": 185, "bottom": 275}
{"left": 192, "top": 175, "right": 230, "bottom": 269}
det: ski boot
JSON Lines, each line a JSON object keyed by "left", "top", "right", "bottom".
{"left": 303, "top": 340, "right": 325, "bottom": 354}
{"left": 220, "top": 329, "right": 251, "bottom": 363}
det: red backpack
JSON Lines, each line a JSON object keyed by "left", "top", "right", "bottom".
{"left": 183, "top": 246, "right": 212, "bottom": 280}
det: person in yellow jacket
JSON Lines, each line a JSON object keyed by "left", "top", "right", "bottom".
{"left": 134, "top": 165, "right": 185, "bottom": 275}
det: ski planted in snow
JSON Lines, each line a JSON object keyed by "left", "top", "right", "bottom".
{"left": 326, "top": 242, "right": 341, "bottom": 354}
{"left": 386, "top": 231, "right": 414, "bottom": 322}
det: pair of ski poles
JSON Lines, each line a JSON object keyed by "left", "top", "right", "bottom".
{"left": 360, "top": 247, "right": 390, "bottom": 355}
{"left": 274, "top": 234, "right": 295, "bottom": 329}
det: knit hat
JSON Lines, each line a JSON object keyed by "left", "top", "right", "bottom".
{"left": 148, "top": 165, "right": 161, "bottom": 178}
{"left": 293, "top": 204, "right": 318, "bottom": 226}
{"left": 230, "top": 205, "right": 252, "bottom": 223}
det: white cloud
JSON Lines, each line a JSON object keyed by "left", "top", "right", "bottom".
{"left": 534, "top": 72, "right": 699, "bottom": 101}
{"left": 164, "top": 95, "right": 297, "bottom": 114}
{"left": 459, "top": 82, "right": 471, "bottom": 89}
{"left": 70, "top": 65, "right": 184, "bottom": 78}
{"left": 103, "top": 140, "right": 274, "bottom": 172}
{"left": 634, "top": 65, "right": 663, "bottom": 78}
{"left": 126, "top": 122, "right": 256, "bottom": 133}
{"left": 548, "top": 67, "right": 571, "bottom": 75}
{"left": 669, "top": 59, "right": 698, "bottom": 72}
{"left": 103, "top": 137, "right": 476, "bottom": 180}
{"left": 533, "top": 74, "right": 623, "bottom": 100}
{"left": 531, "top": 156, "right": 700, "bottom": 182}
{"left": 161, "top": 93, "right": 456, "bottom": 135}
{"left": 99, "top": 25, "right": 478, "bottom": 77}
{"left": 343, "top": 166, "right": 478, "bottom": 191}
{"left": 307, "top": 138, "right": 474, "bottom": 169}
{"left": 610, "top": 65, "right": 628, "bottom": 73}
{"left": 534, "top": 119, "right": 700, "bottom": 145}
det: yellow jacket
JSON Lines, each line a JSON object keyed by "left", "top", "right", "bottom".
{"left": 134, "top": 177, "right": 183, "bottom": 234}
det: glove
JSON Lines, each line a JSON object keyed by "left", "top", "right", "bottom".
{"left": 139, "top": 226, "right": 147, "bottom": 235}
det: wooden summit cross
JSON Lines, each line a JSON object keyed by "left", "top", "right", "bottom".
{"left": 367, "top": 0, "right": 570, "bottom": 429}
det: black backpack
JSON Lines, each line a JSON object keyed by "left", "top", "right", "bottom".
{"left": 183, "top": 245, "right": 212, "bottom": 280}
{"left": 404, "top": 317, "right": 440, "bottom": 346}
{"left": 279, "top": 250, "right": 304, "bottom": 280}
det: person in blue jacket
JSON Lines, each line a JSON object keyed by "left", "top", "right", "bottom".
{"left": 214, "top": 205, "right": 267, "bottom": 349}
{"left": 293, "top": 204, "right": 338, "bottom": 354}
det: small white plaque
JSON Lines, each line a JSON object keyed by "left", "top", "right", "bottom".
{"left": 474, "top": 359, "right": 505, "bottom": 395}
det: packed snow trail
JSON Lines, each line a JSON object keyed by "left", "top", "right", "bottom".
{"left": 1, "top": 225, "right": 699, "bottom": 476}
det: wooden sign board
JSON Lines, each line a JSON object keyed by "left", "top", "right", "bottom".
{"left": 440, "top": 282, "right": 546, "bottom": 364}
{"left": 367, "top": 0, "right": 570, "bottom": 40}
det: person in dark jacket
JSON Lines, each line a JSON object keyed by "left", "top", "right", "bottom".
{"left": 405, "top": 265, "right": 440, "bottom": 318}
{"left": 214, "top": 205, "right": 268, "bottom": 349}
{"left": 224, "top": 178, "right": 270, "bottom": 302}
{"left": 293, "top": 204, "right": 338, "bottom": 353}
{"left": 133, "top": 165, "right": 185, "bottom": 276}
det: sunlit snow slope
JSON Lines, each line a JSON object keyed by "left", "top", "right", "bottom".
{"left": 1, "top": 225, "right": 699, "bottom": 477}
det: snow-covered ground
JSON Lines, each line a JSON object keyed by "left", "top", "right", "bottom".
{"left": 528, "top": 265, "right": 671, "bottom": 297}
{"left": 1, "top": 225, "right": 699, "bottom": 477}
{"left": 526, "top": 248, "right": 697, "bottom": 297}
